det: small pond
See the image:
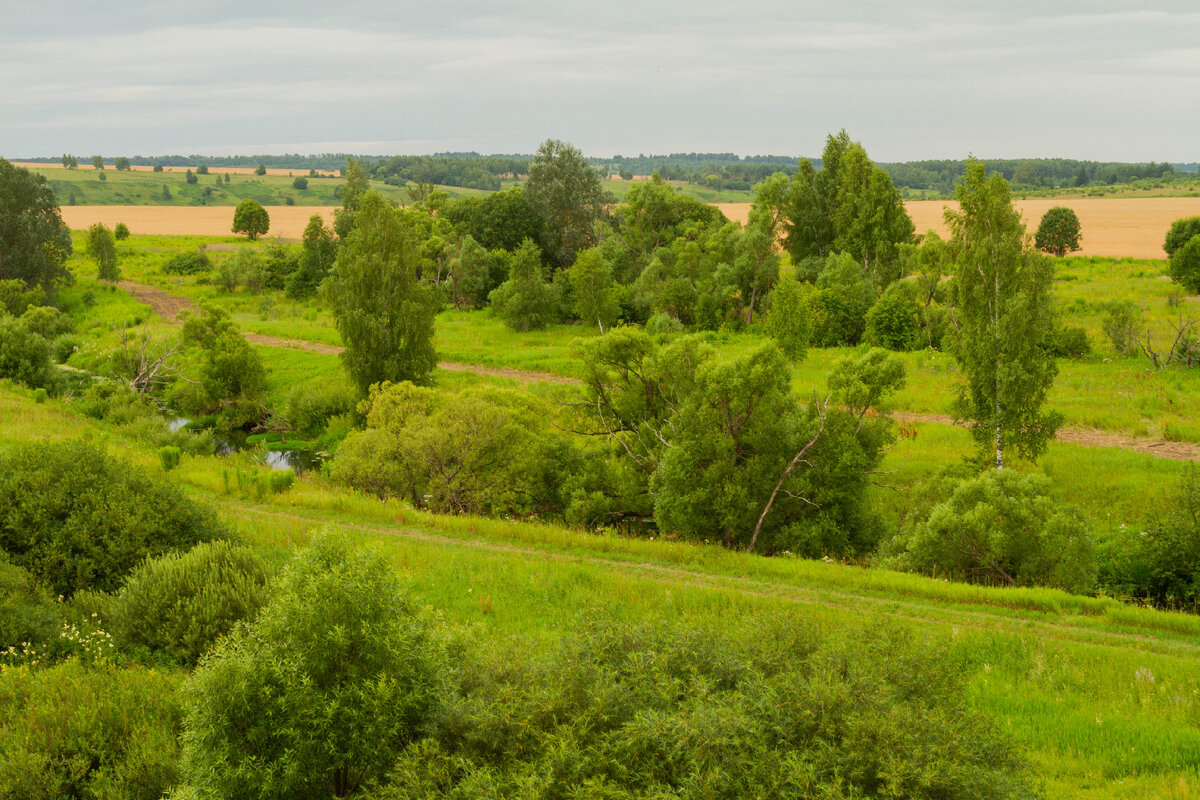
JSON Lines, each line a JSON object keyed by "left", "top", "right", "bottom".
{"left": 168, "top": 417, "right": 324, "bottom": 473}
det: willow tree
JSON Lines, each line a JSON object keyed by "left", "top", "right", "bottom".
{"left": 948, "top": 159, "right": 1061, "bottom": 470}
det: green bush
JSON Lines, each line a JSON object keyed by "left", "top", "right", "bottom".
{"left": 50, "top": 333, "right": 79, "bottom": 363}
{"left": 114, "top": 540, "right": 270, "bottom": 665}
{"left": 1168, "top": 234, "right": 1200, "bottom": 293}
{"left": 0, "top": 554, "right": 60, "bottom": 653}
{"left": 158, "top": 445, "right": 181, "bottom": 471}
{"left": 1164, "top": 216, "right": 1200, "bottom": 257}
{"left": 901, "top": 469, "right": 1096, "bottom": 593}
{"left": 865, "top": 283, "right": 920, "bottom": 350}
{"left": 0, "top": 315, "right": 59, "bottom": 392}
{"left": 371, "top": 615, "right": 1038, "bottom": 800}
{"left": 283, "top": 381, "right": 357, "bottom": 436}
{"left": 1102, "top": 300, "right": 1143, "bottom": 356}
{"left": 0, "top": 660, "right": 183, "bottom": 800}
{"left": 0, "top": 440, "right": 226, "bottom": 596}
{"left": 114, "top": 222, "right": 130, "bottom": 240}
{"left": 163, "top": 250, "right": 213, "bottom": 275}
{"left": 175, "top": 531, "right": 446, "bottom": 800}
{"left": 1048, "top": 325, "right": 1091, "bottom": 359}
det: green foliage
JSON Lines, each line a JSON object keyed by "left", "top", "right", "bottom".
{"left": 1167, "top": 234, "right": 1200, "bottom": 293}
{"left": 254, "top": 163, "right": 266, "bottom": 176}
{"left": 114, "top": 540, "right": 270, "bottom": 665}
{"left": 323, "top": 192, "right": 441, "bottom": 394}
{"left": 92, "top": 155, "right": 104, "bottom": 170}
{"left": 176, "top": 531, "right": 446, "bottom": 800}
{"left": 162, "top": 249, "right": 213, "bottom": 275}
{"left": 1048, "top": 325, "right": 1092, "bottom": 359}
{"left": 446, "top": 234, "right": 500, "bottom": 309}
{"left": 283, "top": 380, "right": 357, "bottom": 437}
{"left": 0, "top": 553, "right": 60, "bottom": 652}
{"left": 331, "top": 381, "right": 563, "bottom": 517}
{"left": 865, "top": 282, "right": 921, "bottom": 350}
{"left": 765, "top": 273, "right": 811, "bottom": 363}
{"left": 1101, "top": 300, "right": 1143, "bottom": 356}
{"left": 114, "top": 221, "right": 130, "bottom": 240}
{"left": 231, "top": 198, "right": 269, "bottom": 240}
{"left": 374, "top": 615, "right": 1038, "bottom": 800}
{"left": 334, "top": 156, "right": 371, "bottom": 238}
{"left": 784, "top": 131, "right": 914, "bottom": 286}
{"left": 567, "top": 247, "right": 619, "bottom": 332}
{"left": 810, "top": 251, "right": 874, "bottom": 346}
{"left": 1034, "top": 206, "right": 1082, "bottom": 257}
{"left": 174, "top": 305, "right": 267, "bottom": 430}
{"left": 286, "top": 215, "right": 337, "bottom": 298}
{"left": 442, "top": 187, "right": 547, "bottom": 254}
{"left": 1163, "top": 216, "right": 1200, "bottom": 257}
{"left": 0, "top": 279, "right": 46, "bottom": 316}
{"left": 490, "top": 238, "right": 556, "bottom": 331}
{"left": 0, "top": 318, "right": 55, "bottom": 394}
{"left": 185, "top": 169, "right": 198, "bottom": 185}
{"left": 292, "top": 176, "right": 308, "bottom": 190}
{"left": 158, "top": 445, "right": 181, "bottom": 471}
{"left": 0, "top": 440, "right": 225, "bottom": 596}
{"left": 901, "top": 469, "right": 1097, "bottom": 593}
{"left": 525, "top": 139, "right": 612, "bottom": 270}
{"left": 0, "top": 661, "right": 183, "bottom": 800}
{"left": 86, "top": 222, "right": 120, "bottom": 281}
{"left": 948, "top": 159, "right": 1061, "bottom": 468}
{"left": 0, "top": 159, "right": 73, "bottom": 291}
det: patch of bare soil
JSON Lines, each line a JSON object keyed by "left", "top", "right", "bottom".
{"left": 894, "top": 412, "right": 1200, "bottom": 462}
{"left": 119, "top": 281, "right": 196, "bottom": 321}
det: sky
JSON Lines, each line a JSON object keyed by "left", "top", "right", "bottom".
{"left": 3, "top": 1, "right": 1199, "bottom": 162}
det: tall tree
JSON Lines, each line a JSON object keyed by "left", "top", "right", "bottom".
{"left": 524, "top": 139, "right": 612, "bottom": 270}
{"left": 0, "top": 159, "right": 73, "bottom": 291}
{"left": 489, "top": 238, "right": 555, "bottom": 332}
{"left": 323, "top": 192, "right": 440, "bottom": 394}
{"left": 766, "top": 273, "right": 811, "bottom": 364}
{"left": 286, "top": 215, "right": 338, "bottom": 298}
{"left": 947, "top": 159, "right": 1061, "bottom": 470}
{"left": 86, "top": 222, "right": 120, "bottom": 282}
{"left": 231, "top": 199, "right": 269, "bottom": 240}
{"left": 568, "top": 247, "right": 619, "bottom": 333}
{"left": 334, "top": 156, "right": 371, "bottom": 239}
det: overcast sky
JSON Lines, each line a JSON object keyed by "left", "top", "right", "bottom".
{"left": 3, "top": 1, "right": 1198, "bottom": 162}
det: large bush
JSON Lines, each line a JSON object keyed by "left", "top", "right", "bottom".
{"left": 0, "top": 440, "right": 226, "bottom": 596}
{"left": 175, "top": 531, "right": 446, "bottom": 800}
{"left": 114, "top": 541, "right": 271, "bottom": 665}
{"left": 0, "top": 660, "right": 183, "bottom": 800}
{"left": 901, "top": 469, "right": 1096, "bottom": 593}
{"left": 371, "top": 615, "right": 1039, "bottom": 800}
{"left": 1168, "top": 234, "right": 1200, "bottom": 294}
{"left": 162, "top": 250, "right": 213, "bottom": 275}
{"left": 0, "top": 314, "right": 59, "bottom": 391}
{"left": 1163, "top": 216, "right": 1200, "bottom": 257}
{"left": 865, "top": 283, "right": 920, "bottom": 350}
{"left": 0, "top": 553, "right": 60, "bottom": 652}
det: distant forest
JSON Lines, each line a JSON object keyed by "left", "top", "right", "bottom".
{"left": 19, "top": 151, "right": 1200, "bottom": 195}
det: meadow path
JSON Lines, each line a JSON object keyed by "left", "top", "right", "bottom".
{"left": 119, "top": 280, "right": 1200, "bottom": 461}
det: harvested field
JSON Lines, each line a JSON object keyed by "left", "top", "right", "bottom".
{"left": 61, "top": 205, "right": 338, "bottom": 239}
{"left": 11, "top": 161, "right": 337, "bottom": 177}
{"left": 716, "top": 197, "right": 1200, "bottom": 259}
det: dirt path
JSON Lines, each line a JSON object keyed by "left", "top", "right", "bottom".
{"left": 120, "top": 280, "right": 1200, "bottom": 460}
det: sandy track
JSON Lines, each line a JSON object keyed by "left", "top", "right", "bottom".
{"left": 715, "top": 197, "right": 1200, "bottom": 260}
{"left": 64, "top": 206, "right": 338, "bottom": 240}
{"left": 118, "top": 281, "right": 1200, "bottom": 459}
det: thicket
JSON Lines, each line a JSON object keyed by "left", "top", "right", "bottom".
{"left": 0, "top": 440, "right": 226, "bottom": 596}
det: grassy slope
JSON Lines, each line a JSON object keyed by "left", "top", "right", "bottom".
{"left": 1, "top": 383, "right": 1198, "bottom": 799}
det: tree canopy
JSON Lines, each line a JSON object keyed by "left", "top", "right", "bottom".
{"left": 231, "top": 199, "right": 270, "bottom": 240}
{"left": 0, "top": 159, "right": 74, "bottom": 291}
{"left": 1034, "top": 206, "right": 1082, "bottom": 257}
{"left": 524, "top": 139, "right": 612, "bottom": 270}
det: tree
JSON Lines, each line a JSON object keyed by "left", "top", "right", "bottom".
{"left": 1169, "top": 234, "right": 1200, "bottom": 293}
{"left": 489, "top": 238, "right": 556, "bottom": 331}
{"left": 292, "top": 176, "right": 308, "bottom": 190}
{"left": 197, "top": 164, "right": 209, "bottom": 175}
{"left": 323, "top": 192, "right": 440, "bottom": 394}
{"left": 524, "top": 139, "right": 612, "bottom": 270}
{"left": 334, "top": 156, "right": 371, "bottom": 239}
{"left": 947, "top": 159, "right": 1061, "bottom": 470}
{"left": 114, "top": 221, "right": 131, "bottom": 240}
{"left": 231, "top": 198, "right": 269, "bottom": 240}
{"left": 286, "top": 215, "right": 337, "bottom": 299}
{"left": 86, "top": 222, "right": 120, "bottom": 281}
{"left": 784, "top": 131, "right": 914, "bottom": 286}
{"left": 92, "top": 155, "right": 104, "bottom": 170}
{"left": 0, "top": 158, "right": 73, "bottom": 290}
{"left": 254, "top": 162, "right": 266, "bottom": 176}
{"left": 185, "top": 169, "right": 198, "bottom": 185}
{"left": 567, "top": 247, "right": 619, "bottom": 332}
{"left": 114, "top": 156, "right": 131, "bottom": 171}
{"left": 176, "top": 531, "right": 446, "bottom": 800}
{"left": 1034, "top": 206, "right": 1082, "bottom": 257}
{"left": 174, "top": 305, "right": 267, "bottom": 430}
{"left": 1164, "top": 216, "right": 1200, "bottom": 257}
{"left": 766, "top": 273, "right": 811, "bottom": 364}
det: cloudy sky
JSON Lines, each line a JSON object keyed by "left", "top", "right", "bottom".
{"left": 3, "top": 1, "right": 1198, "bottom": 162}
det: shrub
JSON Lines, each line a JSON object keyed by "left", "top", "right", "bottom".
{"left": 175, "top": 531, "right": 446, "bottom": 800}
{"left": 1168, "top": 234, "right": 1200, "bottom": 293}
{"left": 1048, "top": 325, "right": 1091, "bottom": 359}
{"left": 0, "top": 554, "right": 60, "bottom": 653}
{"left": 158, "top": 445, "right": 182, "bottom": 471}
{"left": 114, "top": 221, "right": 130, "bottom": 240}
{"left": 114, "top": 540, "right": 270, "bottom": 665}
{"left": 645, "top": 311, "right": 684, "bottom": 336}
{"left": 901, "top": 469, "right": 1096, "bottom": 593}
{"left": 292, "top": 176, "right": 308, "bottom": 190}
{"left": 373, "top": 615, "right": 1038, "bottom": 800}
{"left": 865, "top": 284, "right": 920, "bottom": 350}
{"left": 1102, "top": 300, "right": 1143, "bottom": 356}
{"left": 163, "top": 250, "right": 213, "bottom": 275}
{"left": 0, "top": 660, "right": 183, "bottom": 800}
{"left": 489, "top": 238, "right": 556, "bottom": 332}
{"left": 0, "top": 440, "right": 226, "bottom": 596}
{"left": 0, "top": 315, "right": 59, "bottom": 392}
{"left": 283, "top": 380, "right": 357, "bottom": 436}
{"left": 185, "top": 169, "right": 198, "bottom": 185}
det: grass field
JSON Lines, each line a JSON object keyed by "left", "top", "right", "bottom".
{"left": 1, "top": 381, "right": 1198, "bottom": 799}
